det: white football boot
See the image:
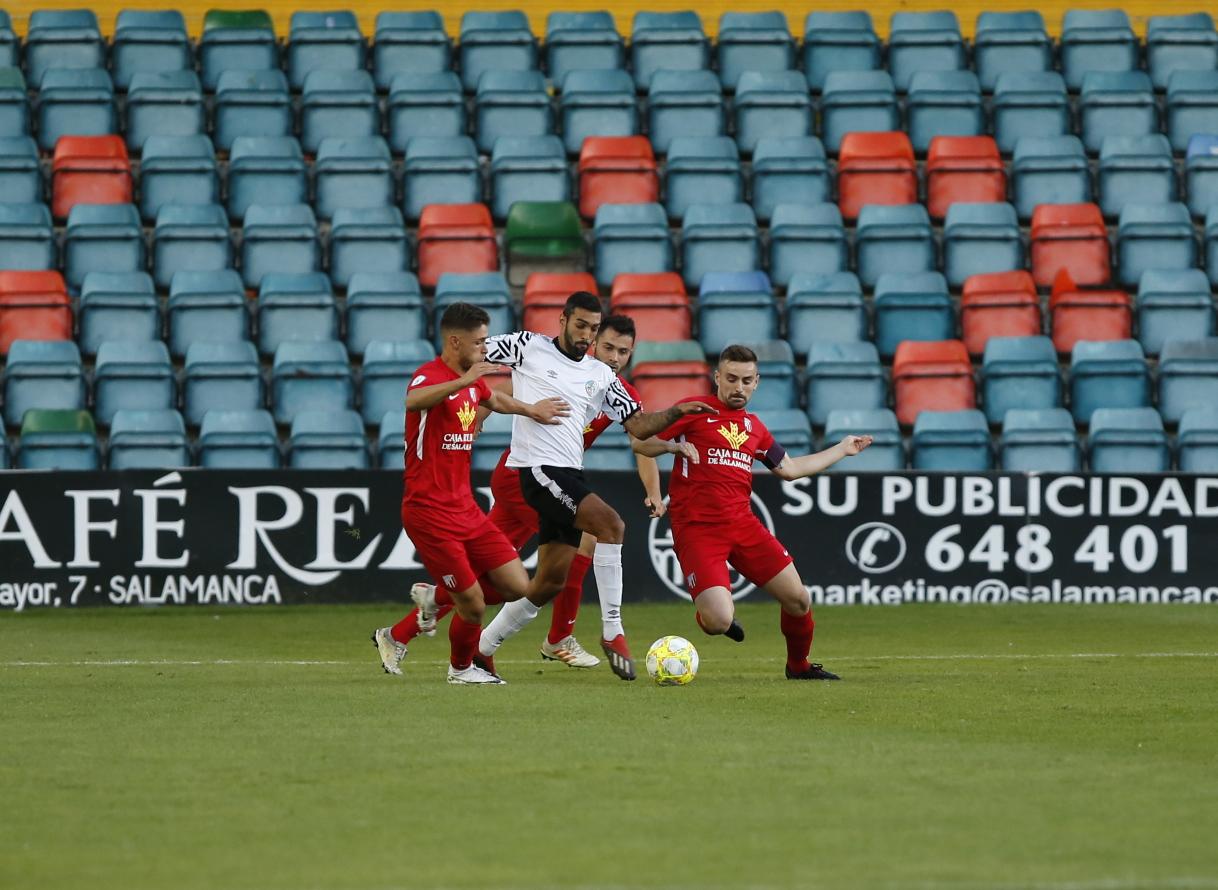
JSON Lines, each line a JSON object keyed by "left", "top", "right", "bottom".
{"left": 371, "top": 627, "right": 407, "bottom": 675}
{"left": 446, "top": 663, "right": 507, "bottom": 685}
{"left": 410, "top": 582, "right": 439, "bottom": 637}
{"left": 540, "top": 635, "right": 601, "bottom": 668}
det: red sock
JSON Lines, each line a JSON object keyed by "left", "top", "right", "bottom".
{"left": 390, "top": 609, "right": 421, "bottom": 645}
{"left": 434, "top": 586, "right": 453, "bottom": 606}
{"left": 780, "top": 609, "right": 815, "bottom": 673}
{"left": 449, "top": 612, "right": 482, "bottom": 670}
{"left": 549, "top": 553, "right": 591, "bottom": 644}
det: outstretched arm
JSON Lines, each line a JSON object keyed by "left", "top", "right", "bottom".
{"left": 483, "top": 389, "right": 570, "bottom": 425}
{"left": 770, "top": 436, "right": 873, "bottom": 481}
{"left": 622, "top": 401, "right": 715, "bottom": 440}
{"left": 405, "top": 362, "right": 501, "bottom": 412}
{"left": 632, "top": 447, "right": 665, "bottom": 518}
{"left": 633, "top": 437, "right": 700, "bottom": 463}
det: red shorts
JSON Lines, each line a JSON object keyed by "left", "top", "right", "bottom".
{"left": 403, "top": 512, "right": 519, "bottom": 595}
{"left": 488, "top": 455, "right": 539, "bottom": 550}
{"left": 671, "top": 515, "right": 794, "bottom": 598}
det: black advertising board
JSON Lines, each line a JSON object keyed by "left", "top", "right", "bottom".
{"left": 2, "top": 470, "right": 1218, "bottom": 610}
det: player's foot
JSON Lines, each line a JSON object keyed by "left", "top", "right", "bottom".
{"left": 410, "top": 582, "right": 439, "bottom": 637}
{"left": 600, "top": 635, "right": 637, "bottom": 681}
{"left": 371, "top": 627, "right": 407, "bottom": 675}
{"left": 540, "top": 635, "right": 601, "bottom": 668}
{"left": 447, "top": 663, "right": 506, "bottom": 685}
{"left": 473, "top": 652, "right": 500, "bottom": 679}
{"left": 785, "top": 662, "right": 840, "bottom": 680}
{"left": 725, "top": 620, "right": 746, "bottom": 642}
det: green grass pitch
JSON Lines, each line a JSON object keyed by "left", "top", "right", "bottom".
{"left": 3, "top": 603, "right": 1218, "bottom": 890}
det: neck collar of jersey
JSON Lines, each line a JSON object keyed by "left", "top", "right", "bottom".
{"left": 551, "top": 336, "right": 586, "bottom": 363}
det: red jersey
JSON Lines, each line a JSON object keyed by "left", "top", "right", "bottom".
{"left": 659, "top": 395, "right": 786, "bottom": 526}
{"left": 582, "top": 376, "right": 642, "bottom": 449}
{"left": 403, "top": 358, "right": 493, "bottom": 529}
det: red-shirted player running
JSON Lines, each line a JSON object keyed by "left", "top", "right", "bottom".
{"left": 390, "top": 316, "right": 663, "bottom": 678}
{"left": 633, "top": 344, "right": 873, "bottom": 680}
{"left": 371, "top": 302, "right": 569, "bottom": 685}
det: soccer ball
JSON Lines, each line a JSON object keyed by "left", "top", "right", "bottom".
{"left": 645, "top": 635, "right": 699, "bottom": 686}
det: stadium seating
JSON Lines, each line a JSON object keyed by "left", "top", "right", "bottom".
{"left": 3, "top": 339, "right": 85, "bottom": 427}
{"left": 93, "top": 340, "right": 175, "bottom": 426}
{"left": 314, "top": 138, "right": 395, "bottom": 220}
{"left": 183, "top": 341, "right": 264, "bottom": 427}
{"left": 288, "top": 410, "right": 370, "bottom": 469}
{"left": 805, "top": 341, "right": 885, "bottom": 426}
{"left": 698, "top": 272, "right": 777, "bottom": 355}
{"left": 981, "top": 335, "right": 1061, "bottom": 425}
{"left": 911, "top": 409, "right": 993, "bottom": 471}
{"left": 300, "top": 70, "right": 379, "bottom": 155}
{"left": 768, "top": 203, "right": 847, "bottom": 287}
{"left": 887, "top": 11, "right": 965, "bottom": 91}
{"left": 664, "top": 137, "right": 743, "bottom": 220}
{"left": 63, "top": 204, "right": 145, "bottom": 293}
{"left": 389, "top": 72, "right": 465, "bottom": 155}
{"left": 578, "top": 137, "right": 659, "bottom": 221}
{"left": 925, "top": 136, "right": 1006, "bottom": 221}
{"left": 630, "top": 11, "right": 709, "bottom": 91}
{"left": 1158, "top": 338, "right": 1218, "bottom": 424}
{"left": 999, "top": 408, "right": 1081, "bottom": 472}
{"left": 124, "top": 71, "right": 204, "bottom": 151}
{"left": 491, "top": 136, "right": 570, "bottom": 222}
{"left": 256, "top": 273, "right": 340, "bottom": 356}
{"left": 16, "top": 408, "right": 100, "bottom": 470}
{"left": 892, "top": 339, "right": 975, "bottom": 427}
{"left": 1088, "top": 408, "right": 1170, "bottom": 472}
{"left": 801, "top": 12, "right": 880, "bottom": 91}
{"left": 1030, "top": 204, "right": 1110, "bottom": 288}
{"left": 417, "top": 203, "right": 499, "bottom": 288}
{"left": 1166, "top": 70, "right": 1218, "bottom": 154}
{"left": 973, "top": 11, "right": 1052, "bottom": 92}
{"left": 167, "top": 270, "right": 249, "bottom": 359}
{"left": 1137, "top": 270, "right": 1217, "bottom": 356}
{"left": 1011, "top": 137, "right": 1091, "bottom": 221}
{"left": 504, "top": 201, "right": 585, "bottom": 286}
{"left": 609, "top": 273, "right": 692, "bottom": 343}
{"left": 785, "top": 273, "right": 867, "bottom": 358}
{"left": 138, "top": 135, "right": 217, "bottom": 223}
{"left": 943, "top": 203, "right": 1023, "bottom": 288}
{"left": 108, "top": 409, "right": 191, "bottom": 470}
{"left": 523, "top": 272, "right": 597, "bottom": 333}
{"left": 199, "top": 409, "right": 281, "bottom": 469}
{"left": 1049, "top": 274, "right": 1133, "bottom": 354}
{"left": 732, "top": 71, "right": 811, "bottom": 155}
{"left": 751, "top": 137, "right": 829, "bottom": 224}
{"left": 747, "top": 342, "right": 800, "bottom": 411}
{"left": 50, "top": 136, "right": 132, "bottom": 221}
{"left": 78, "top": 272, "right": 159, "bottom": 357}
{"left": 823, "top": 408, "right": 905, "bottom": 471}
{"left": 199, "top": 9, "right": 278, "bottom": 92}
{"left": 836, "top": 132, "right": 916, "bottom": 222}
{"left": 37, "top": 68, "right": 115, "bottom": 152}
{"left": 0, "top": 67, "right": 26, "bottom": 139}
{"left": 1080, "top": 72, "right": 1158, "bottom": 155}
{"left": 458, "top": 10, "right": 537, "bottom": 93}
{"left": 346, "top": 272, "right": 425, "bottom": 355}
{"left": 646, "top": 70, "right": 724, "bottom": 155}
{"left": 403, "top": 137, "right": 481, "bottom": 222}
{"left": 755, "top": 409, "right": 811, "bottom": 456}
{"left": 227, "top": 137, "right": 308, "bottom": 222}
{"left": 0, "top": 203, "right": 55, "bottom": 272}
{"left": 873, "top": 272, "right": 955, "bottom": 359}
{"left": 1147, "top": 13, "right": 1218, "bottom": 90}
{"left": 1060, "top": 9, "right": 1138, "bottom": 91}
{"left": 25, "top": 10, "right": 104, "bottom": 86}
{"left": 545, "top": 11, "right": 623, "bottom": 87}
{"left": 592, "top": 203, "right": 673, "bottom": 286}
{"left": 1205, "top": 208, "right": 1218, "bottom": 287}
{"left": 377, "top": 410, "right": 407, "bottom": 469}
{"left": 287, "top": 10, "right": 365, "bottom": 90}
{"left": 1069, "top": 339, "right": 1152, "bottom": 423}
{"left": 1116, "top": 203, "right": 1198, "bottom": 287}
{"left": 681, "top": 204, "right": 759, "bottom": 289}
{"left": 1187, "top": 135, "right": 1218, "bottom": 219}
{"left": 361, "top": 340, "right": 436, "bottom": 424}
{"left": 716, "top": 11, "right": 795, "bottom": 89}
{"left": 474, "top": 69, "right": 552, "bottom": 155}
{"left": 992, "top": 72, "right": 1070, "bottom": 155}
{"left": 0, "top": 270, "right": 72, "bottom": 355}
{"left": 241, "top": 204, "right": 320, "bottom": 289}
{"left": 1097, "top": 135, "right": 1177, "bottom": 220}
{"left": 0, "top": 137, "right": 41, "bottom": 205}
{"left": 271, "top": 341, "right": 355, "bottom": 425}
{"left": 1177, "top": 407, "right": 1218, "bottom": 471}
{"left": 820, "top": 72, "right": 898, "bottom": 155}
{"left": 630, "top": 353, "right": 712, "bottom": 406}
{"left": 560, "top": 69, "right": 637, "bottom": 156}
{"left": 960, "top": 270, "right": 1042, "bottom": 357}
{"left": 906, "top": 71, "right": 983, "bottom": 155}
{"left": 374, "top": 11, "right": 451, "bottom": 90}
{"left": 328, "top": 206, "right": 410, "bottom": 289}
{"left": 855, "top": 204, "right": 935, "bottom": 288}
{"left": 153, "top": 204, "right": 232, "bottom": 291}
{"left": 214, "top": 70, "right": 292, "bottom": 153}
{"left": 433, "top": 273, "right": 514, "bottom": 345}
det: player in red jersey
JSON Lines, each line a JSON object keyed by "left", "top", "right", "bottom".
{"left": 391, "top": 316, "right": 664, "bottom": 679}
{"left": 371, "top": 302, "right": 569, "bottom": 685}
{"left": 632, "top": 344, "right": 873, "bottom": 680}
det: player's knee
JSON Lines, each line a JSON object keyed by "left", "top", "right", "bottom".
{"left": 698, "top": 610, "right": 732, "bottom": 634}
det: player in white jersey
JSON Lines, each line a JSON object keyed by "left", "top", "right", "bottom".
{"left": 466, "top": 291, "right": 708, "bottom": 679}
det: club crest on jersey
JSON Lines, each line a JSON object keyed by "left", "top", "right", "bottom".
{"left": 584, "top": 380, "right": 596, "bottom": 397}
{"left": 744, "top": 417, "right": 753, "bottom": 433}
{"left": 717, "top": 422, "right": 749, "bottom": 451}
{"left": 456, "top": 401, "right": 476, "bottom": 431}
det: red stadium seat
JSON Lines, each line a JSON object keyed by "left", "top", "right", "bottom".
{"left": 578, "top": 136, "right": 659, "bottom": 220}
{"left": 892, "top": 339, "right": 976, "bottom": 426}
{"left": 609, "top": 273, "right": 692, "bottom": 342}
{"left": 416, "top": 203, "right": 499, "bottom": 288}
{"left": 836, "top": 131, "right": 917, "bottom": 221}
{"left": 0, "top": 271, "right": 73, "bottom": 354}
{"left": 925, "top": 136, "right": 1005, "bottom": 220}
{"left": 522, "top": 272, "right": 598, "bottom": 333}
{"left": 1049, "top": 270, "right": 1132, "bottom": 355}
{"left": 630, "top": 360, "right": 711, "bottom": 406}
{"left": 1030, "top": 203, "right": 1110, "bottom": 288}
{"left": 51, "top": 135, "right": 133, "bottom": 220}
{"left": 960, "top": 270, "right": 1043, "bottom": 356}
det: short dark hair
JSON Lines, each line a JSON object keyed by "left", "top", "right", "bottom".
{"left": 599, "top": 314, "right": 636, "bottom": 341}
{"left": 562, "top": 291, "right": 603, "bottom": 317}
{"left": 439, "top": 301, "right": 490, "bottom": 333}
{"left": 719, "top": 344, "right": 758, "bottom": 365}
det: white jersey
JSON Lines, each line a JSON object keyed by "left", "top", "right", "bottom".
{"left": 486, "top": 331, "right": 641, "bottom": 469}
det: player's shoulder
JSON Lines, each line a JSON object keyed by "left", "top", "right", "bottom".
{"left": 744, "top": 410, "right": 771, "bottom": 435}
{"left": 617, "top": 375, "right": 642, "bottom": 400}
{"left": 410, "top": 356, "right": 446, "bottom": 382}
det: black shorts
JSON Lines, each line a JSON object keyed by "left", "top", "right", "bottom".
{"left": 518, "top": 465, "right": 592, "bottom": 547}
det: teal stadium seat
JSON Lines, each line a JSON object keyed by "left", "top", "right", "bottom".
{"left": 200, "top": 9, "right": 278, "bottom": 92}
{"left": 17, "top": 409, "right": 100, "bottom": 470}
{"left": 93, "top": 340, "right": 175, "bottom": 426}
{"left": 3, "top": 339, "right": 85, "bottom": 426}
{"left": 912, "top": 409, "right": 993, "bottom": 471}
{"left": 345, "top": 272, "right": 426, "bottom": 356}
{"left": 646, "top": 70, "right": 724, "bottom": 155}
{"left": 314, "top": 137, "right": 395, "bottom": 221}
{"left": 458, "top": 11, "right": 537, "bottom": 93}
{"left": 1137, "top": 270, "right": 1217, "bottom": 356}
{"left": 733, "top": 71, "right": 811, "bottom": 156}
{"left": 873, "top": 272, "right": 955, "bottom": 359}
{"left": 78, "top": 272, "right": 159, "bottom": 357}
{"left": 107, "top": 409, "right": 190, "bottom": 470}
{"left": 124, "top": 71, "right": 204, "bottom": 151}
{"left": 805, "top": 341, "right": 886, "bottom": 426}
{"left": 214, "top": 70, "right": 292, "bottom": 153}
{"left": 1157, "top": 338, "right": 1218, "bottom": 424}
{"left": 999, "top": 408, "right": 1081, "bottom": 472}
{"left": 374, "top": 11, "right": 451, "bottom": 90}
{"left": 183, "top": 341, "right": 264, "bottom": 427}
{"left": 992, "top": 71, "right": 1069, "bottom": 155}
{"left": 377, "top": 410, "right": 407, "bottom": 469}
{"left": 388, "top": 71, "right": 466, "bottom": 154}
{"left": 802, "top": 12, "right": 879, "bottom": 91}
{"left": 0, "top": 203, "right": 55, "bottom": 271}
{"left": 750, "top": 137, "right": 829, "bottom": 224}
{"left": 139, "top": 135, "right": 219, "bottom": 223}
{"left": 1080, "top": 72, "right": 1157, "bottom": 156}
{"left": 697, "top": 271, "right": 777, "bottom": 356}
{"left": 64, "top": 204, "right": 144, "bottom": 293}
{"left": 241, "top": 204, "right": 320, "bottom": 289}
{"left": 474, "top": 69, "right": 554, "bottom": 155}
{"left": 300, "top": 69, "right": 379, "bottom": 155}
{"left": 973, "top": 11, "right": 1052, "bottom": 92}
{"left": 288, "top": 410, "right": 369, "bottom": 469}
{"left": 256, "top": 273, "right": 339, "bottom": 356}
{"left": 1147, "top": 13, "right": 1218, "bottom": 90}
{"left": 716, "top": 11, "right": 794, "bottom": 90}
{"left": 943, "top": 203, "right": 1023, "bottom": 288}
{"left": 785, "top": 272, "right": 867, "bottom": 358}
{"left": 167, "top": 270, "right": 249, "bottom": 359}
{"left": 153, "top": 204, "right": 232, "bottom": 291}
{"left": 1088, "top": 408, "right": 1170, "bottom": 472}
{"left": 1177, "top": 407, "right": 1218, "bottom": 472}
{"left": 592, "top": 203, "right": 673, "bottom": 286}
{"left": 1069, "top": 339, "right": 1151, "bottom": 423}
{"left": 981, "top": 335, "right": 1061, "bottom": 425}
{"left": 1060, "top": 10, "right": 1137, "bottom": 91}
{"left": 1166, "top": 70, "right": 1218, "bottom": 154}
{"left": 1098, "top": 135, "right": 1177, "bottom": 220}
{"left": 490, "top": 135, "right": 571, "bottom": 222}
{"left": 886, "top": 11, "right": 965, "bottom": 92}
{"left": 820, "top": 70, "right": 897, "bottom": 154}
{"left": 271, "top": 341, "right": 355, "bottom": 425}
{"left": 560, "top": 68, "right": 638, "bottom": 156}
{"left": 545, "top": 12, "right": 623, "bottom": 86}
{"left": 25, "top": 10, "right": 104, "bottom": 86}
{"left": 329, "top": 207, "right": 410, "bottom": 289}
{"left": 855, "top": 204, "right": 936, "bottom": 289}
{"left": 1117, "top": 203, "right": 1197, "bottom": 288}
{"left": 906, "top": 70, "right": 983, "bottom": 155}
{"left": 227, "top": 137, "right": 307, "bottom": 222}
{"left": 37, "top": 68, "right": 115, "bottom": 151}
{"left": 402, "top": 137, "right": 481, "bottom": 222}
{"left": 287, "top": 10, "right": 365, "bottom": 90}
{"left": 199, "top": 409, "right": 281, "bottom": 469}
{"left": 630, "top": 11, "right": 709, "bottom": 91}
{"left": 768, "top": 203, "right": 847, "bottom": 287}
{"left": 823, "top": 408, "right": 905, "bottom": 472}
{"left": 112, "top": 10, "right": 191, "bottom": 90}
{"left": 681, "top": 203, "right": 759, "bottom": 289}
{"left": 361, "top": 340, "right": 436, "bottom": 424}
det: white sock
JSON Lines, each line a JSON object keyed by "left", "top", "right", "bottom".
{"left": 478, "top": 598, "right": 540, "bottom": 656}
{"left": 594, "top": 542, "right": 624, "bottom": 640}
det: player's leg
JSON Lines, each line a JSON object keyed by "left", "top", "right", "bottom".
{"left": 445, "top": 580, "right": 505, "bottom": 685}
{"left": 479, "top": 538, "right": 578, "bottom": 660}
{"left": 573, "top": 493, "right": 636, "bottom": 677}
{"left": 675, "top": 526, "right": 746, "bottom": 643}
{"left": 540, "top": 531, "right": 600, "bottom": 668}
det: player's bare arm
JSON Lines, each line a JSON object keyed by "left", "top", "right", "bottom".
{"left": 770, "top": 435, "right": 874, "bottom": 481}
{"left": 622, "top": 401, "right": 716, "bottom": 439}
{"left": 484, "top": 389, "right": 571, "bottom": 426}
{"left": 405, "top": 361, "right": 503, "bottom": 412}
{"left": 632, "top": 436, "right": 700, "bottom": 465}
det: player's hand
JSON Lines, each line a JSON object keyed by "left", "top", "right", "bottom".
{"left": 669, "top": 441, "right": 700, "bottom": 463}
{"left": 644, "top": 496, "right": 667, "bottom": 519}
{"left": 460, "top": 361, "right": 503, "bottom": 384}
{"left": 530, "top": 397, "right": 571, "bottom": 425}
{"left": 677, "top": 401, "right": 716, "bottom": 416}
{"left": 840, "top": 434, "right": 873, "bottom": 455}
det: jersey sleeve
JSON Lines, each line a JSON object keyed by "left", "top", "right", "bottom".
{"left": 407, "top": 365, "right": 433, "bottom": 391}
{"left": 475, "top": 377, "right": 493, "bottom": 402}
{"left": 600, "top": 374, "right": 641, "bottom": 423}
{"left": 484, "top": 331, "right": 537, "bottom": 367}
{"left": 754, "top": 424, "right": 787, "bottom": 469}
{"left": 658, "top": 413, "right": 695, "bottom": 442}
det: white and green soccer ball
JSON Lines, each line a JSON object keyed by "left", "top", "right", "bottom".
{"left": 645, "top": 635, "right": 699, "bottom": 686}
